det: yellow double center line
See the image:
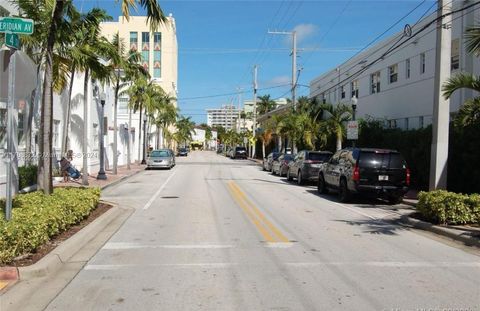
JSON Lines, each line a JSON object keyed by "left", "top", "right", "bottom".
{"left": 227, "top": 181, "right": 289, "bottom": 243}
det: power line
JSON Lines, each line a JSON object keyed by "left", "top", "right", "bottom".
{"left": 176, "top": 83, "right": 290, "bottom": 101}
{"left": 312, "top": 1, "right": 479, "bottom": 99}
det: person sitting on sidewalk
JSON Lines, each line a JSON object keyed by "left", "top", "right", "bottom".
{"left": 60, "top": 152, "right": 81, "bottom": 182}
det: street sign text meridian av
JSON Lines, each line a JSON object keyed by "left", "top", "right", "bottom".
{"left": 0, "top": 17, "right": 34, "bottom": 35}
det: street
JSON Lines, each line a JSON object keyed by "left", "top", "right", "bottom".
{"left": 45, "top": 151, "right": 479, "bottom": 311}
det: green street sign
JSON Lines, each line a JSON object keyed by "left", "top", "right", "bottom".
{"left": 5, "top": 33, "right": 19, "bottom": 49}
{"left": 0, "top": 17, "right": 34, "bottom": 35}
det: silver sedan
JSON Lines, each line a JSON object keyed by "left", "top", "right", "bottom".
{"left": 146, "top": 149, "right": 175, "bottom": 169}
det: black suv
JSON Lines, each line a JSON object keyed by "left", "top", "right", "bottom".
{"left": 287, "top": 150, "right": 333, "bottom": 185}
{"left": 231, "top": 146, "right": 247, "bottom": 159}
{"left": 317, "top": 148, "right": 410, "bottom": 203}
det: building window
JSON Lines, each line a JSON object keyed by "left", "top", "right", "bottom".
{"left": 153, "top": 32, "right": 162, "bottom": 78}
{"left": 129, "top": 32, "right": 138, "bottom": 51}
{"left": 419, "top": 116, "right": 424, "bottom": 128}
{"left": 141, "top": 32, "right": 150, "bottom": 70}
{"left": 420, "top": 52, "right": 426, "bottom": 74}
{"left": 119, "top": 97, "right": 129, "bottom": 114}
{"left": 340, "top": 85, "right": 346, "bottom": 99}
{"left": 53, "top": 120, "right": 60, "bottom": 148}
{"left": 350, "top": 80, "right": 359, "bottom": 98}
{"left": 370, "top": 71, "right": 381, "bottom": 94}
{"left": 451, "top": 38, "right": 460, "bottom": 71}
{"left": 17, "top": 112, "right": 24, "bottom": 145}
{"left": 406, "top": 58, "right": 411, "bottom": 79}
{"left": 389, "top": 64, "right": 398, "bottom": 83}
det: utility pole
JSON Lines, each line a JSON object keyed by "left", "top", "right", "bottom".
{"left": 252, "top": 65, "right": 257, "bottom": 159}
{"left": 429, "top": 0, "right": 452, "bottom": 190}
{"left": 268, "top": 30, "right": 297, "bottom": 110}
{"left": 237, "top": 87, "right": 242, "bottom": 133}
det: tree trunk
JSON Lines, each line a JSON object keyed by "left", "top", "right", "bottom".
{"left": 127, "top": 107, "right": 131, "bottom": 169}
{"left": 278, "top": 135, "right": 283, "bottom": 153}
{"left": 336, "top": 129, "right": 342, "bottom": 151}
{"left": 113, "top": 73, "right": 120, "bottom": 174}
{"left": 262, "top": 140, "right": 266, "bottom": 159}
{"left": 62, "top": 65, "right": 75, "bottom": 155}
{"left": 82, "top": 68, "right": 90, "bottom": 185}
{"left": 25, "top": 89, "right": 35, "bottom": 166}
{"left": 137, "top": 105, "right": 143, "bottom": 163}
{"left": 38, "top": 0, "right": 64, "bottom": 194}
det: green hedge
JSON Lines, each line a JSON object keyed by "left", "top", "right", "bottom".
{"left": 19, "top": 165, "right": 38, "bottom": 190}
{"left": 0, "top": 187, "right": 101, "bottom": 264}
{"left": 417, "top": 190, "right": 480, "bottom": 225}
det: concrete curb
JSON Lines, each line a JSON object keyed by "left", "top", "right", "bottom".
{"left": 100, "top": 168, "right": 144, "bottom": 190}
{"left": 17, "top": 202, "right": 129, "bottom": 281}
{"left": 399, "top": 214, "right": 480, "bottom": 248}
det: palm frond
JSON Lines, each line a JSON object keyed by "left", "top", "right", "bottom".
{"left": 442, "top": 72, "right": 480, "bottom": 99}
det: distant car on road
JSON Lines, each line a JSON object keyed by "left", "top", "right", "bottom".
{"left": 231, "top": 146, "right": 247, "bottom": 159}
{"left": 317, "top": 148, "right": 410, "bottom": 203}
{"left": 272, "top": 153, "right": 295, "bottom": 176}
{"left": 177, "top": 147, "right": 188, "bottom": 156}
{"left": 146, "top": 149, "right": 175, "bottom": 169}
{"left": 263, "top": 152, "right": 280, "bottom": 171}
{"left": 287, "top": 150, "right": 332, "bottom": 185}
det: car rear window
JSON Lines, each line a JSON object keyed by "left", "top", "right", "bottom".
{"left": 284, "top": 154, "right": 294, "bottom": 161}
{"left": 358, "top": 151, "right": 406, "bottom": 169}
{"left": 236, "top": 147, "right": 246, "bottom": 152}
{"left": 308, "top": 153, "right": 331, "bottom": 162}
{"left": 151, "top": 150, "right": 170, "bottom": 157}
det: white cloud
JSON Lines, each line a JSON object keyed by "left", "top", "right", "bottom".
{"left": 284, "top": 24, "right": 318, "bottom": 45}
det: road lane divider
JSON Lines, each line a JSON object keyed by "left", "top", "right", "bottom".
{"left": 143, "top": 171, "right": 177, "bottom": 210}
{"left": 227, "top": 181, "right": 289, "bottom": 243}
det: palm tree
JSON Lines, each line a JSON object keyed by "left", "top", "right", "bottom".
{"left": 257, "top": 95, "right": 276, "bottom": 115}
{"left": 443, "top": 25, "right": 480, "bottom": 127}
{"left": 175, "top": 116, "right": 195, "bottom": 147}
{"left": 153, "top": 95, "right": 177, "bottom": 148}
{"left": 320, "top": 103, "right": 352, "bottom": 151}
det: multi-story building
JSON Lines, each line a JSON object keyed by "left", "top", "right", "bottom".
{"left": 309, "top": 2, "right": 479, "bottom": 130}
{"left": 100, "top": 15, "right": 178, "bottom": 164}
{"left": 206, "top": 105, "right": 240, "bottom": 130}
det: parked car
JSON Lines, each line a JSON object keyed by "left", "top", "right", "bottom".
{"left": 231, "top": 146, "right": 248, "bottom": 159}
{"left": 168, "top": 149, "right": 176, "bottom": 166}
{"left": 317, "top": 148, "right": 410, "bottom": 203}
{"left": 263, "top": 152, "right": 280, "bottom": 171}
{"left": 217, "top": 145, "right": 224, "bottom": 154}
{"left": 287, "top": 150, "right": 333, "bottom": 185}
{"left": 146, "top": 149, "right": 175, "bottom": 169}
{"left": 177, "top": 147, "right": 188, "bottom": 156}
{"left": 272, "top": 153, "right": 295, "bottom": 176}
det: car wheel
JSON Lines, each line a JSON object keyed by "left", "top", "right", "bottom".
{"left": 317, "top": 174, "right": 328, "bottom": 194}
{"left": 339, "top": 178, "right": 351, "bottom": 203}
{"left": 297, "top": 171, "right": 304, "bottom": 185}
{"left": 287, "top": 169, "right": 293, "bottom": 181}
{"left": 262, "top": 164, "right": 266, "bottom": 171}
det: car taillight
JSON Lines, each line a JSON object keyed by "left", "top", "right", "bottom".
{"left": 352, "top": 164, "right": 360, "bottom": 181}
{"left": 283, "top": 160, "right": 289, "bottom": 165}
{"left": 406, "top": 168, "right": 411, "bottom": 186}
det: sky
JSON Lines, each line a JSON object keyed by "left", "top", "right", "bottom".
{"left": 74, "top": 0, "right": 438, "bottom": 124}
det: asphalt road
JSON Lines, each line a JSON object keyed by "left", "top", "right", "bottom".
{"left": 45, "top": 151, "right": 479, "bottom": 311}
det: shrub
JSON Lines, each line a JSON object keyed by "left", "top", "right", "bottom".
{"left": 0, "top": 187, "right": 101, "bottom": 264}
{"left": 417, "top": 190, "right": 480, "bottom": 225}
{"left": 18, "top": 165, "right": 38, "bottom": 190}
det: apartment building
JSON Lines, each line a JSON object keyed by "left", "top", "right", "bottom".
{"left": 309, "top": 2, "right": 479, "bottom": 130}
{"left": 206, "top": 105, "right": 240, "bottom": 130}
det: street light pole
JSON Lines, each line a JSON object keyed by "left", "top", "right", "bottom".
{"left": 97, "top": 93, "right": 107, "bottom": 180}
{"left": 252, "top": 65, "right": 257, "bottom": 159}
{"left": 351, "top": 96, "right": 358, "bottom": 148}
{"left": 141, "top": 116, "right": 147, "bottom": 164}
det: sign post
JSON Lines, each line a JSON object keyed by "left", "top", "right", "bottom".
{"left": 347, "top": 121, "right": 358, "bottom": 141}
{"left": 1, "top": 17, "right": 34, "bottom": 221}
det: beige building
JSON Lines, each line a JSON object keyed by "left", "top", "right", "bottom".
{"left": 100, "top": 15, "right": 178, "bottom": 160}
{"left": 101, "top": 15, "right": 178, "bottom": 98}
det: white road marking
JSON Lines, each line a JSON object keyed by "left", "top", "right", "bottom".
{"left": 285, "top": 261, "right": 480, "bottom": 268}
{"left": 84, "top": 261, "right": 480, "bottom": 271}
{"left": 142, "top": 170, "right": 177, "bottom": 210}
{"left": 264, "top": 242, "right": 294, "bottom": 248}
{"left": 333, "top": 202, "right": 378, "bottom": 220}
{"left": 102, "top": 242, "right": 233, "bottom": 250}
{"left": 85, "top": 263, "right": 237, "bottom": 270}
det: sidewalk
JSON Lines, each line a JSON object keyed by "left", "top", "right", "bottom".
{"left": 54, "top": 163, "right": 145, "bottom": 190}
{"left": 0, "top": 163, "right": 146, "bottom": 293}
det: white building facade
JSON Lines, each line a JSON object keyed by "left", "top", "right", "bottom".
{"left": 309, "top": 2, "right": 479, "bottom": 130}
{"left": 206, "top": 105, "right": 240, "bottom": 130}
